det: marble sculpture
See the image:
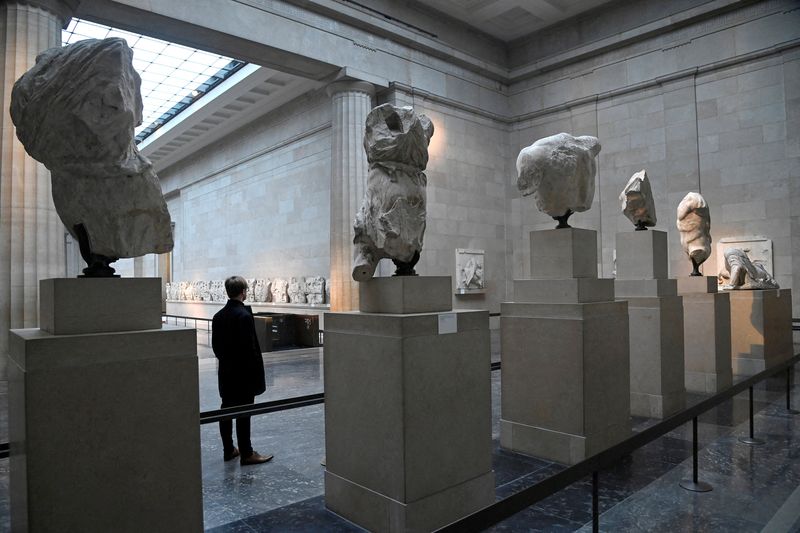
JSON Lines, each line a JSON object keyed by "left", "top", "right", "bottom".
{"left": 252, "top": 279, "right": 270, "bottom": 303}
{"left": 620, "top": 169, "right": 656, "bottom": 230}
{"left": 676, "top": 192, "right": 712, "bottom": 276}
{"left": 516, "top": 133, "right": 601, "bottom": 228}
{"left": 10, "top": 37, "right": 173, "bottom": 277}
{"left": 718, "top": 248, "right": 779, "bottom": 290}
{"left": 271, "top": 278, "right": 289, "bottom": 303}
{"left": 352, "top": 104, "right": 434, "bottom": 281}
{"left": 210, "top": 280, "right": 226, "bottom": 302}
{"left": 306, "top": 276, "right": 326, "bottom": 304}
{"left": 458, "top": 257, "right": 484, "bottom": 290}
{"left": 288, "top": 277, "right": 307, "bottom": 304}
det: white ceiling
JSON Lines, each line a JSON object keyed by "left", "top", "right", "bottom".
{"left": 418, "top": 0, "right": 614, "bottom": 40}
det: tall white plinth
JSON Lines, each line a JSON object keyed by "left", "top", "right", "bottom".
{"left": 728, "top": 288, "right": 793, "bottom": 375}
{"left": 501, "top": 228, "right": 631, "bottom": 465}
{"left": 615, "top": 230, "right": 685, "bottom": 419}
{"left": 678, "top": 277, "right": 732, "bottom": 393}
{"left": 324, "top": 277, "right": 494, "bottom": 532}
{"left": 9, "top": 278, "right": 202, "bottom": 533}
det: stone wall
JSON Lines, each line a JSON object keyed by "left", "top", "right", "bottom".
{"left": 158, "top": 88, "right": 332, "bottom": 284}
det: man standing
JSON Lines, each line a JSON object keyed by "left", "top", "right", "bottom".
{"left": 212, "top": 276, "right": 273, "bottom": 465}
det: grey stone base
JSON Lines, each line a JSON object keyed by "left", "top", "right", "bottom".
{"left": 729, "top": 289, "right": 793, "bottom": 375}
{"left": 630, "top": 390, "right": 685, "bottom": 419}
{"left": 499, "top": 419, "right": 629, "bottom": 465}
{"left": 358, "top": 276, "right": 452, "bottom": 313}
{"left": 325, "top": 470, "right": 494, "bottom": 532}
{"left": 685, "top": 370, "right": 731, "bottom": 394}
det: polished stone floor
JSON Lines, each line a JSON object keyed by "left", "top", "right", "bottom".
{"left": 0, "top": 334, "right": 799, "bottom": 532}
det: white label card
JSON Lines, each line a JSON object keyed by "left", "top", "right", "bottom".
{"left": 438, "top": 313, "right": 457, "bottom": 335}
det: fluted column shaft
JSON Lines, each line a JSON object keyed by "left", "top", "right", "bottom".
{"left": 0, "top": 2, "right": 68, "bottom": 378}
{"left": 327, "top": 81, "right": 374, "bottom": 312}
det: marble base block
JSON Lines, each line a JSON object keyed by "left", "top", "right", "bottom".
{"left": 622, "top": 291, "right": 686, "bottom": 418}
{"left": 616, "top": 230, "right": 668, "bottom": 280}
{"left": 514, "top": 278, "right": 614, "bottom": 304}
{"left": 729, "top": 289, "right": 793, "bottom": 375}
{"left": 39, "top": 277, "right": 162, "bottom": 334}
{"left": 323, "top": 309, "right": 494, "bottom": 532}
{"left": 530, "top": 228, "right": 597, "bottom": 279}
{"left": 358, "top": 276, "right": 452, "bottom": 314}
{"left": 9, "top": 326, "right": 201, "bottom": 532}
{"left": 500, "top": 301, "right": 631, "bottom": 465}
{"left": 679, "top": 279, "right": 732, "bottom": 393}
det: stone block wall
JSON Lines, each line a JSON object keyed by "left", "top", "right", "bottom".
{"left": 159, "top": 88, "right": 332, "bottom": 284}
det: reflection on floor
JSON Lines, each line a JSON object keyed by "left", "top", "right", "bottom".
{"left": 0, "top": 337, "right": 799, "bottom": 532}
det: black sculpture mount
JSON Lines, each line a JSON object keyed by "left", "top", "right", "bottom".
{"left": 635, "top": 221, "right": 649, "bottom": 231}
{"left": 689, "top": 257, "right": 702, "bottom": 277}
{"left": 74, "top": 223, "right": 120, "bottom": 278}
{"left": 392, "top": 250, "right": 420, "bottom": 277}
{"left": 553, "top": 209, "right": 573, "bottom": 229}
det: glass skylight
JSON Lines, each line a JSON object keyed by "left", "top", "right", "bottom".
{"left": 62, "top": 18, "right": 246, "bottom": 143}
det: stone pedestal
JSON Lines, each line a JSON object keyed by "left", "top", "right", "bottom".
{"left": 324, "top": 276, "right": 493, "bottom": 532}
{"left": 9, "top": 278, "right": 202, "bottom": 533}
{"left": 678, "top": 277, "right": 732, "bottom": 393}
{"left": 615, "top": 230, "right": 685, "bottom": 419}
{"left": 728, "top": 288, "right": 793, "bottom": 375}
{"left": 501, "top": 229, "right": 630, "bottom": 465}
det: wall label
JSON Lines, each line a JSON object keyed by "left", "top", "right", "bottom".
{"left": 438, "top": 313, "right": 457, "bottom": 335}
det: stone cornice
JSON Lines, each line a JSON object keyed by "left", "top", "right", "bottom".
{"left": 2, "top": 0, "right": 80, "bottom": 23}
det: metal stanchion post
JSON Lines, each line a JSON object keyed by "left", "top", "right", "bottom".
{"left": 788, "top": 366, "right": 799, "bottom": 415}
{"left": 680, "top": 417, "right": 713, "bottom": 492}
{"left": 739, "top": 386, "right": 765, "bottom": 445}
{"left": 592, "top": 471, "right": 599, "bottom": 533}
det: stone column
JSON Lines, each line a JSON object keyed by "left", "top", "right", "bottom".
{"left": 327, "top": 80, "right": 374, "bottom": 311}
{"left": 0, "top": 1, "right": 74, "bottom": 378}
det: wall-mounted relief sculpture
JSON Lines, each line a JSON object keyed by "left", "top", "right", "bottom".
{"left": 306, "top": 276, "right": 326, "bottom": 304}
{"left": 352, "top": 104, "right": 434, "bottom": 280}
{"left": 210, "top": 280, "right": 226, "bottom": 302}
{"left": 516, "top": 133, "right": 601, "bottom": 228}
{"left": 715, "top": 237, "right": 773, "bottom": 283}
{"left": 271, "top": 278, "right": 289, "bottom": 303}
{"left": 10, "top": 38, "right": 173, "bottom": 277}
{"left": 619, "top": 169, "right": 656, "bottom": 230}
{"left": 676, "top": 192, "right": 711, "bottom": 276}
{"left": 288, "top": 277, "right": 307, "bottom": 304}
{"left": 718, "top": 248, "right": 779, "bottom": 290}
{"left": 455, "top": 249, "right": 485, "bottom": 294}
{"left": 252, "top": 279, "right": 270, "bottom": 303}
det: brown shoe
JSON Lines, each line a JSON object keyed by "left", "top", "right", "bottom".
{"left": 224, "top": 448, "right": 240, "bottom": 462}
{"left": 241, "top": 451, "right": 273, "bottom": 465}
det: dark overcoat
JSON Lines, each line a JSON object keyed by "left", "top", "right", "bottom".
{"left": 212, "top": 299, "right": 266, "bottom": 399}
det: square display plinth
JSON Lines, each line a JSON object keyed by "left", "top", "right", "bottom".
{"left": 615, "top": 230, "right": 668, "bottom": 280}
{"left": 530, "top": 228, "right": 597, "bottom": 279}
{"left": 359, "top": 276, "right": 452, "bottom": 314}
{"left": 679, "top": 287, "right": 732, "bottom": 394}
{"left": 323, "top": 309, "right": 494, "bottom": 532}
{"left": 728, "top": 288, "right": 793, "bottom": 375}
{"left": 500, "top": 301, "right": 630, "bottom": 465}
{"left": 9, "top": 325, "right": 202, "bottom": 533}
{"left": 624, "top": 294, "right": 685, "bottom": 418}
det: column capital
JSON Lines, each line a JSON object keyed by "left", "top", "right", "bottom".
{"left": 326, "top": 79, "right": 375, "bottom": 99}
{"left": 2, "top": 0, "right": 80, "bottom": 24}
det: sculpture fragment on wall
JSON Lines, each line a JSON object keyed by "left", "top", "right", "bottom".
{"left": 676, "top": 192, "right": 711, "bottom": 276}
{"left": 10, "top": 38, "right": 173, "bottom": 277}
{"left": 718, "top": 248, "right": 779, "bottom": 290}
{"left": 352, "top": 104, "right": 434, "bottom": 280}
{"left": 288, "top": 277, "right": 307, "bottom": 303}
{"left": 516, "top": 133, "right": 601, "bottom": 228}
{"left": 252, "top": 279, "right": 270, "bottom": 303}
{"left": 271, "top": 278, "right": 289, "bottom": 303}
{"left": 455, "top": 249, "right": 485, "bottom": 293}
{"left": 619, "top": 169, "right": 656, "bottom": 230}
{"left": 306, "top": 276, "right": 326, "bottom": 304}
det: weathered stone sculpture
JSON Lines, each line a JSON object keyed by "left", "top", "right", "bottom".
{"left": 252, "top": 279, "right": 269, "bottom": 303}
{"left": 288, "top": 277, "right": 307, "bottom": 304}
{"left": 719, "top": 248, "right": 779, "bottom": 290}
{"left": 306, "top": 276, "right": 326, "bottom": 304}
{"left": 620, "top": 169, "right": 656, "bottom": 230}
{"left": 352, "top": 104, "right": 434, "bottom": 281}
{"left": 10, "top": 38, "right": 173, "bottom": 277}
{"left": 210, "top": 280, "right": 226, "bottom": 302}
{"left": 271, "top": 278, "right": 289, "bottom": 303}
{"left": 458, "top": 257, "right": 484, "bottom": 290}
{"left": 516, "top": 133, "right": 601, "bottom": 228}
{"left": 676, "top": 192, "right": 712, "bottom": 276}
